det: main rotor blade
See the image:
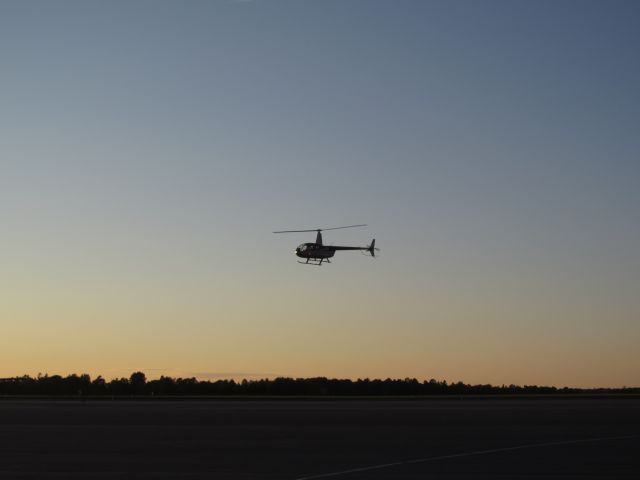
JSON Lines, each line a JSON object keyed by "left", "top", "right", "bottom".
{"left": 272, "top": 229, "right": 319, "bottom": 233}
{"left": 273, "top": 224, "right": 367, "bottom": 234}
{"left": 321, "top": 224, "right": 367, "bottom": 231}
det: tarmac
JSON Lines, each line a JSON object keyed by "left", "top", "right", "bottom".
{"left": 1, "top": 398, "right": 639, "bottom": 479}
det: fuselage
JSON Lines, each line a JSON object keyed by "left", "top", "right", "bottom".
{"left": 295, "top": 243, "right": 335, "bottom": 259}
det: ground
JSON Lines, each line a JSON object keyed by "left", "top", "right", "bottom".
{"left": 1, "top": 398, "right": 639, "bottom": 479}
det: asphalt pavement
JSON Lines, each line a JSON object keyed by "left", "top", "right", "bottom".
{"left": 1, "top": 398, "right": 638, "bottom": 479}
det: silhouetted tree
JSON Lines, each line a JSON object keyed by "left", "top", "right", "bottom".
{"left": 0, "top": 372, "right": 637, "bottom": 396}
{"left": 92, "top": 376, "right": 107, "bottom": 395}
{"left": 130, "top": 371, "right": 147, "bottom": 394}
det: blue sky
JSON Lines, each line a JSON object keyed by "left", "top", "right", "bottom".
{"left": 2, "top": 1, "right": 639, "bottom": 386}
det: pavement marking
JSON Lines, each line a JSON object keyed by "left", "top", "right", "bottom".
{"left": 295, "top": 434, "right": 639, "bottom": 479}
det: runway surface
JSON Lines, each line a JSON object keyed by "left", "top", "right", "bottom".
{"left": 1, "top": 398, "right": 639, "bottom": 479}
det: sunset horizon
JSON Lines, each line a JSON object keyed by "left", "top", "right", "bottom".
{"left": 3, "top": 0, "right": 639, "bottom": 392}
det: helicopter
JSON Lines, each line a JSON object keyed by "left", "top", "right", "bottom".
{"left": 273, "top": 224, "right": 378, "bottom": 265}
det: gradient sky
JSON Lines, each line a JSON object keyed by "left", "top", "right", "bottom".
{"left": 2, "top": 0, "right": 639, "bottom": 387}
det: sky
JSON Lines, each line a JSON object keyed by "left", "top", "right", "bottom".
{"left": 2, "top": 0, "right": 639, "bottom": 387}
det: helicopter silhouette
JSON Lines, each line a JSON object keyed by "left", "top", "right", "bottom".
{"left": 273, "top": 224, "right": 377, "bottom": 265}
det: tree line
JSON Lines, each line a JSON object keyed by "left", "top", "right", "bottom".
{"left": 0, "top": 372, "right": 637, "bottom": 396}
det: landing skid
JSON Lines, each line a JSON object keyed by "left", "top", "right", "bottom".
{"left": 298, "top": 258, "right": 331, "bottom": 266}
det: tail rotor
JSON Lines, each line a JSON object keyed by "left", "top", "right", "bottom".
{"left": 367, "top": 239, "right": 379, "bottom": 257}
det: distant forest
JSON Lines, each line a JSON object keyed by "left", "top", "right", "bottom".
{"left": 1, "top": 372, "right": 638, "bottom": 396}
